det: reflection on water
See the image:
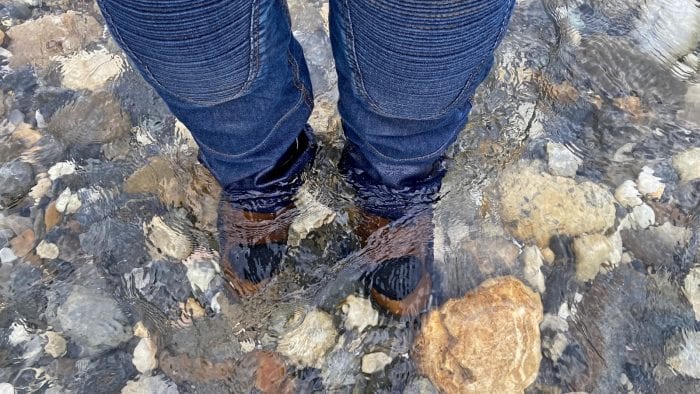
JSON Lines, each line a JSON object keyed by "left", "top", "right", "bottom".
{"left": 0, "top": 0, "right": 699, "bottom": 392}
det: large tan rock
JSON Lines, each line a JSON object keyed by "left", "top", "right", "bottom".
{"left": 498, "top": 164, "right": 616, "bottom": 247}
{"left": 414, "top": 276, "right": 543, "bottom": 394}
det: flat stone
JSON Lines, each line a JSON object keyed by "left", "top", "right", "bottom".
{"left": 672, "top": 147, "right": 700, "bottom": 183}
{"left": 498, "top": 164, "right": 616, "bottom": 247}
{"left": 48, "top": 91, "right": 131, "bottom": 144}
{"left": 361, "top": 352, "right": 393, "bottom": 374}
{"left": 145, "top": 216, "right": 192, "bottom": 261}
{"left": 56, "top": 49, "right": 126, "bottom": 91}
{"left": 277, "top": 309, "right": 337, "bottom": 368}
{"left": 288, "top": 189, "right": 336, "bottom": 247}
{"left": 341, "top": 295, "right": 378, "bottom": 333}
{"left": 10, "top": 229, "right": 35, "bottom": 257}
{"left": 414, "top": 276, "right": 542, "bottom": 394}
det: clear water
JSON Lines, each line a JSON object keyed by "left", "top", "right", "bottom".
{"left": 1, "top": 0, "right": 699, "bottom": 393}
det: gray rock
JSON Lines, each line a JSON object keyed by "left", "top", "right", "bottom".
{"left": 121, "top": 375, "right": 179, "bottom": 394}
{"left": 0, "top": 160, "right": 34, "bottom": 208}
{"left": 54, "top": 285, "right": 131, "bottom": 356}
{"left": 666, "top": 331, "right": 700, "bottom": 379}
{"left": 547, "top": 142, "right": 582, "bottom": 177}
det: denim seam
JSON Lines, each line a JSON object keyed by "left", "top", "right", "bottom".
{"left": 286, "top": 49, "right": 314, "bottom": 107}
{"left": 341, "top": 0, "right": 514, "bottom": 121}
{"left": 100, "top": 0, "right": 261, "bottom": 107}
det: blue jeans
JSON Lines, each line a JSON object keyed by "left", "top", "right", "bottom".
{"left": 97, "top": 0, "right": 515, "bottom": 215}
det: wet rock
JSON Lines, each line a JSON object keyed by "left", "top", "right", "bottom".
{"left": 574, "top": 233, "right": 621, "bottom": 282}
{"left": 341, "top": 295, "right": 378, "bottom": 333}
{"left": 132, "top": 337, "right": 158, "bottom": 374}
{"left": 145, "top": 215, "right": 192, "bottom": 261}
{"left": 288, "top": 189, "right": 336, "bottom": 247}
{"left": 0, "top": 160, "right": 34, "bottom": 208}
{"left": 54, "top": 285, "right": 131, "bottom": 356}
{"left": 48, "top": 91, "right": 131, "bottom": 144}
{"left": 277, "top": 309, "right": 337, "bottom": 368}
{"left": 498, "top": 164, "right": 616, "bottom": 247}
{"left": 0, "top": 30, "right": 6, "bottom": 47}
{"left": 6, "top": 12, "right": 102, "bottom": 69}
{"left": 672, "top": 147, "right": 700, "bottom": 183}
{"left": 121, "top": 375, "right": 179, "bottom": 394}
{"left": 55, "top": 188, "right": 81, "bottom": 214}
{"left": 622, "top": 222, "right": 691, "bottom": 270}
{"left": 665, "top": 331, "right": 700, "bottom": 379}
{"left": 522, "top": 245, "right": 545, "bottom": 293}
{"left": 133, "top": 321, "right": 149, "bottom": 338}
{"left": 636, "top": 166, "right": 665, "bottom": 200}
{"left": 182, "top": 249, "right": 218, "bottom": 292}
{"left": 56, "top": 49, "right": 125, "bottom": 91}
{"left": 35, "top": 240, "right": 59, "bottom": 259}
{"left": 320, "top": 347, "right": 360, "bottom": 389}
{"left": 124, "top": 156, "right": 184, "bottom": 206}
{"left": 547, "top": 142, "right": 581, "bottom": 177}
{"left": 414, "top": 276, "right": 542, "bottom": 394}
{"left": 47, "top": 161, "right": 76, "bottom": 180}
{"left": 404, "top": 377, "right": 439, "bottom": 394}
{"left": 43, "top": 331, "right": 66, "bottom": 358}
{"left": 614, "top": 180, "right": 643, "bottom": 208}
{"left": 78, "top": 350, "right": 137, "bottom": 393}
{"left": 683, "top": 267, "right": 700, "bottom": 321}
{"left": 10, "top": 229, "right": 34, "bottom": 257}
{"left": 627, "top": 203, "right": 656, "bottom": 230}
{"left": 44, "top": 201, "right": 61, "bottom": 231}
{"left": 29, "top": 175, "right": 52, "bottom": 203}
{"left": 362, "top": 352, "right": 393, "bottom": 374}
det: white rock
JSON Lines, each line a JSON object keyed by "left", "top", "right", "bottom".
{"left": 542, "top": 332, "right": 568, "bottom": 364}
{"left": 540, "top": 313, "right": 568, "bottom": 333}
{"left": 55, "top": 49, "right": 125, "bottom": 91}
{"left": 636, "top": 166, "right": 665, "bottom": 199}
{"left": 48, "top": 162, "right": 76, "bottom": 181}
{"left": 672, "top": 147, "right": 700, "bottom": 183}
{"left": 0, "top": 247, "right": 17, "bottom": 263}
{"left": 341, "top": 295, "right": 378, "bottom": 332}
{"left": 0, "top": 383, "right": 15, "bottom": 394}
{"left": 29, "top": 175, "right": 51, "bottom": 203}
{"left": 288, "top": 190, "right": 336, "bottom": 247}
{"left": 133, "top": 321, "right": 149, "bottom": 338}
{"left": 361, "top": 352, "right": 393, "bottom": 374}
{"left": 546, "top": 142, "right": 581, "bottom": 177}
{"left": 628, "top": 204, "right": 655, "bottom": 229}
{"left": 182, "top": 250, "right": 218, "bottom": 293}
{"left": 144, "top": 216, "right": 192, "bottom": 260}
{"left": 666, "top": 331, "right": 700, "bottom": 379}
{"left": 132, "top": 337, "right": 158, "bottom": 374}
{"left": 55, "top": 188, "right": 81, "bottom": 214}
{"left": 43, "top": 331, "right": 67, "bottom": 358}
{"left": 277, "top": 309, "right": 337, "bottom": 368}
{"left": 521, "top": 245, "right": 545, "bottom": 293}
{"left": 614, "top": 180, "right": 643, "bottom": 208}
{"left": 121, "top": 375, "right": 179, "bottom": 394}
{"left": 573, "top": 233, "right": 621, "bottom": 282}
{"left": 9, "top": 322, "right": 31, "bottom": 345}
{"left": 36, "top": 240, "right": 59, "bottom": 259}
{"left": 683, "top": 267, "right": 700, "bottom": 321}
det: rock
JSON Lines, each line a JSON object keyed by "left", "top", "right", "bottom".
{"left": 0, "top": 383, "right": 15, "bottom": 394}
{"left": 6, "top": 12, "right": 103, "bottom": 69}
{"left": 133, "top": 337, "right": 158, "bottom": 374}
{"left": 614, "top": 180, "right": 643, "bottom": 208}
{"left": 341, "top": 295, "right": 378, "bottom": 332}
{"left": 672, "top": 147, "right": 700, "bottom": 183}
{"left": 183, "top": 297, "right": 206, "bottom": 319}
{"left": 404, "top": 377, "right": 439, "bottom": 394}
{"left": 277, "top": 309, "right": 337, "bottom": 368}
{"left": 47, "top": 161, "right": 76, "bottom": 180}
{"left": 54, "top": 285, "right": 131, "bottom": 356}
{"left": 622, "top": 222, "right": 691, "bottom": 269}
{"left": 44, "top": 201, "right": 61, "bottom": 231}
{"left": 10, "top": 229, "right": 35, "bottom": 257}
{"left": 636, "top": 166, "right": 665, "bottom": 199}
{"left": 666, "top": 331, "right": 700, "bottom": 379}
{"left": 498, "top": 164, "right": 616, "bottom": 247}
{"left": 361, "top": 352, "right": 393, "bottom": 374}
{"left": 124, "top": 156, "right": 184, "bottom": 206}
{"left": 133, "top": 321, "right": 149, "bottom": 338}
{"left": 121, "top": 375, "right": 179, "bottom": 394}
{"left": 48, "top": 91, "right": 131, "bottom": 144}
{"left": 56, "top": 49, "right": 125, "bottom": 91}
{"left": 182, "top": 250, "right": 218, "bottom": 292}
{"left": 288, "top": 189, "right": 336, "bottom": 247}
{"left": 42, "top": 331, "right": 67, "bottom": 358}
{"left": 573, "top": 233, "right": 621, "bottom": 282}
{"left": 0, "top": 247, "right": 17, "bottom": 263}
{"left": 683, "top": 267, "right": 700, "bottom": 321}
{"left": 546, "top": 142, "right": 581, "bottom": 177}
{"left": 0, "top": 30, "right": 6, "bottom": 47}
{"left": 414, "top": 276, "right": 542, "bottom": 394}
{"left": 628, "top": 203, "right": 655, "bottom": 229}
{"left": 29, "top": 175, "right": 52, "bottom": 203}
{"left": 0, "top": 160, "right": 34, "bottom": 208}
{"left": 145, "top": 216, "right": 192, "bottom": 261}
{"left": 55, "top": 188, "right": 81, "bottom": 214}
{"left": 36, "top": 240, "right": 59, "bottom": 260}
{"left": 522, "top": 245, "right": 545, "bottom": 293}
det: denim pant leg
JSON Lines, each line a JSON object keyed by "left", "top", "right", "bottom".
{"left": 97, "top": 0, "right": 315, "bottom": 212}
{"left": 330, "top": 0, "right": 516, "bottom": 218}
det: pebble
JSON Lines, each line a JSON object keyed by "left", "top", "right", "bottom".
{"left": 44, "top": 201, "right": 61, "bottom": 231}
{"left": 546, "top": 142, "right": 581, "bottom": 177}
{"left": 414, "top": 276, "right": 542, "bottom": 394}
{"left": 636, "top": 166, "right": 665, "bottom": 199}
{"left": 341, "top": 295, "right": 378, "bottom": 333}
{"left": 56, "top": 49, "right": 125, "bottom": 91}
{"left": 522, "top": 245, "right": 545, "bottom": 293}
{"left": 182, "top": 250, "right": 218, "bottom": 292}
{"left": 683, "top": 267, "right": 700, "bottom": 321}
{"left": 48, "top": 161, "right": 77, "bottom": 181}
{"left": 55, "top": 188, "right": 81, "bottom": 214}
{"left": 573, "top": 233, "right": 620, "bottom": 282}
{"left": 42, "top": 331, "right": 67, "bottom": 358}
{"left": 628, "top": 203, "right": 655, "bottom": 229}
{"left": 0, "top": 247, "right": 18, "bottom": 263}
{"left": 288, "top": 189, "right": 336, "bottom": 247}
{"left": 277, "top": 309, "right": 337, "bottom": 368}
{"left": 665, "top": 331, "right": 700, "bottom": 379}
{"left": 121, "top": 375, "right": 179, "bottom": 394}
{"left": 35, "top": 241, "right": 58, "bottom": 260}
{"left": 0, "top": 160, "right": 35, "bottom": 209}
{"left": 132, "top": 337, "right": 158, "bottom": 374}
{"left": 361, "top": 352, "right": 393, "bottom": 374}
{"left": 145, "top": 216, "right": 193, "bottom": 261}
{"left": 0, "top": 383, "right": 15, "bottom": 394}
{"left": 498, "top": 163, "right": 616, "bottom": 247}
{"left": 10, "top": 229, "right": 35, "bottom": 257}
{"left": 614, "top": 180, "right": 643, "bottom": 208}
{"left": 672, "top": 147, "right": 700, "bottom": 183}
{"left": 133, "top": 321, "right": 149, "bottom": 338}
{"left": 29, "top": 175, "right": 51, "bottom": 203}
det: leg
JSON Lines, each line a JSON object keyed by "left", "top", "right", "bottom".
{"left": 97, "top": 0, "right": 315, "bottom": 212}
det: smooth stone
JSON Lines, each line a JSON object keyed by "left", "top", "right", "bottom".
{"left": 414, "top": 277, "right": 542, "bottom": 394}
{"left": 665, "top": 331, "right": 700, "bottom": 379}
{"left": 277, "top": 309, "right": 337, "bottom": 368}
{"left": 683, "top": 267, "right": 700, "bottom": 321}
{"left": 341, "top": 295, "right": 378, "bottom": 333}
{"left": 121, "top": 375, "right": 179, "bottom": 394}
{"left": 47, "top": 161, "right": 76, "bottom": 180}
{"left": 145, "top": 216, "right": 192, "bottom": 261}
{"left": 498, "top": 163, "right": 616, "bottom": 247}
{"left": 522, "top": 245, "right": 545, "bottom": 293}
{"left": 546, "top": 142, "right": 581, "bottom": 177}
{"left": 361, "top": 352, "right": 393, "bottom": 374}
{"left": 10, "top": 229, "right": 35, "bottom": 257}
{"left": 614, "top": 180, "right": 643, "bottom": 208}
{"left": 636, "top": 166, "right": 665, "bottom": 200}
{"left": 672, "top": 147, "right": 700, "bottom": 183}
{"left": 573, "top": 233, "right": 621, "bottom": 282}
{"left": 44, "top": 201, "right": 61, "bottom": 231}
{"left": 124, "top": 156, "right": 184, "bottom": 206}
{"left": 48, "top": 91, "right": 131, "bottom": 144}
{"left": 0, "top": 247, "right": 18, "bottom": 263}
{"left": 0, "top": 160, "right": 34, "bottom": 208}
{"left": 36, "top": 240, "right": 59, "bottom": 260}
{"left": 57, "top": 49, "right": 125, "bottom": 91}
{"left": 132, "top": 337, "right": 158, "bottom": 374}
{"left": 55, "top": 188, "right": 81, "bottom": 214}
{"left": 628, "top": 203, "right": 655, "bottom": 229}
{"left": 43, "top": 331, "right": 67, "bottom": 358}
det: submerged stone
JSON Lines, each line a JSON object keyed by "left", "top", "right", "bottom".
{"left": 0, "top": 160, "right": 34, "bottom": 209}
{"left": 277, "top": 309, "right": 337, "bottom": 368}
